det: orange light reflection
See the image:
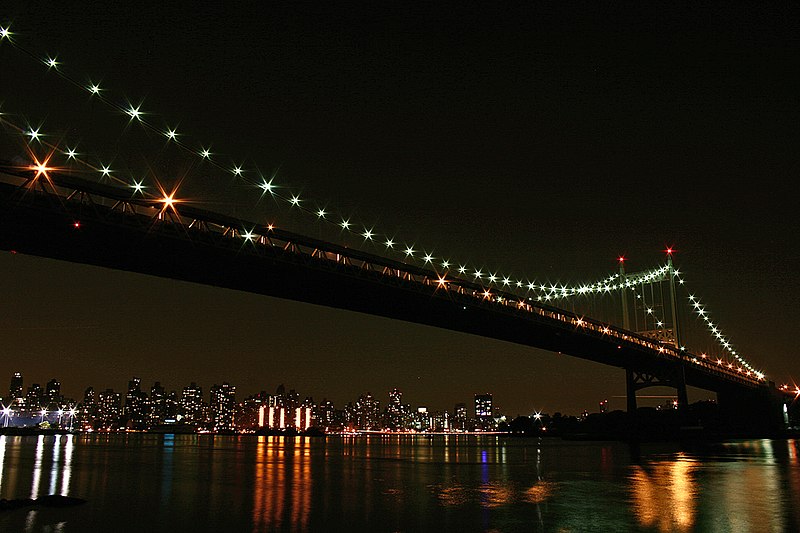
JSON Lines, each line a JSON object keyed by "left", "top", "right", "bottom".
{"left": 629, "top": 455, "right": 697, "bottom": 532}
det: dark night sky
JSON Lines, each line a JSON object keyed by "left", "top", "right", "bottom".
{"left": 1, "top": 2, "right": 798, "bottom": 415}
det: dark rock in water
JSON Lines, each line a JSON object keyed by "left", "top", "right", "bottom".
{"left": 36, "top": 495, "right": 87, "bottom": 507}
{"left": 0, "top": 495, "right": 86, "bottom": 511}
{"left": 0, "top": 498, "right": 35, "bottom": 511}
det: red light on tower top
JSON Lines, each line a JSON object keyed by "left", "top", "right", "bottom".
{"left": 618, "top": 256, "right": 625, "bottom": 263}
{"left": 665, "top": 247, "right": 675, "bottom": 256}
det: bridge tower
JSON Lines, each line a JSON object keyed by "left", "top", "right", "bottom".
{"left": 621, "top": 252, "right": 688, "bottom": 415}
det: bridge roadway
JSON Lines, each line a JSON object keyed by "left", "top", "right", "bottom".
{"left": 0, "top": 165, "right": 792, "bottom": 428}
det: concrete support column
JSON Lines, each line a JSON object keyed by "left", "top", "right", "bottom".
{"left": 675, "top": 364, "right": 689, "bottom": 411}
{"left": 626, "top": 368, "right": 637, "bottom": 413}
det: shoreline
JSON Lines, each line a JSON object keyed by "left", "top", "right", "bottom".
{"left": 2, "top": 426, "right": 797, "bottom": 441}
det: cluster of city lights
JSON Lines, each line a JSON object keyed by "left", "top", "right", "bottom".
{"left": 0, "top": 401, "right": 78, "bottom": 428}
{"left": 0, "top": 25, "right": 770, "bottom": 382}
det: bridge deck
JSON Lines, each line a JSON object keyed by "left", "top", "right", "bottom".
{"left": 0, "top": 166, "right": 773, "bottom": 395}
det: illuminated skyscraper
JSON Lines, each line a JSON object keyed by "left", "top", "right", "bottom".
{"left": 210, "top": 382, "right": 236, "bottom": 431}
{"left": 164, "top": 390, "right": 179, "bottom": 422}
{"left": 180, "top": 382, "right": 204, "bottom": 426}
{"left": 45, "top": 378, "right": 61, "bottom": 407}
{"left": 148, "top": 381, "right": 166, "bottom": 426}
{"left": 317, "top": 399, "right": 336, "bottom": 430}
{"left": 385, "top": 388, "right": 404, "bottom": 430}
{"left": 8, "top": 372, "right": 23, "bottom": 406}
{"left": 474, "top": 393, "right": 493, "bottom": 430}
{"left": 237, "top": 391, "right": 269, "bottom": 430}
{"left": 453, "top": 403, "right": 467, "bottom": 431}
{"left": 96, "top": 389, "right": 122, "bottom": 429}
{"left": 355, "top": 392, "right": 380, "bottom": 430}
{"left": 124, "top": 377, "right": 147, "bottom": 429}
{"left": 26, "top": 383, "right": 43, "bottom": 412}
{"left": 414, "top": 406, "right": 430, "bottom": 431}
{"left": 81, "top": 386, "right": 97, "bottom": 426}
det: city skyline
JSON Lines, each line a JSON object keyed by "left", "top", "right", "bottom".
{"left": 2, "top": 370, "right": 519, "bottom": 434}
{"left": 0, "top": 3, "right": 798, "bottom": 416}
{"left": 1, "top": 370, "right": 514, "bottom": 421}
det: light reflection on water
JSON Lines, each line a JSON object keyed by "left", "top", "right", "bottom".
{"left": 629, "top": 454, "right": 698, "bottom": 532}
{"left": 0, "top": 434, "right": 797, "bottom": 532}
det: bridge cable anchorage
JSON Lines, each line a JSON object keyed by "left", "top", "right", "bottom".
{"left": 1, "top": 28, "right": 584, "bottom": 297}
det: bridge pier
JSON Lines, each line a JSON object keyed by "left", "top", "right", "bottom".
{"left": 625, "top": 369, "right": 637, "bottom": 413}
{"left": 625, "top": 364, "right": 689, "bottom": 412}
{"left": 626, "top": 364, "right": 692, "bottom": 439}
{"left": 717, "top": 384, "right": 789, "bottom": 435}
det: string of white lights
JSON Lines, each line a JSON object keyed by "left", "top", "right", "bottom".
{"left": 675, "top": 270, "right": 763, "bottom": 379}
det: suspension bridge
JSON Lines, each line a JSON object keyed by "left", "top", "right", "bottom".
{"left": 0, "top": 25, "right": 796, "bottom": 432}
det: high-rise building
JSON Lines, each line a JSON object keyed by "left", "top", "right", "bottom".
{"left": 343, "top": 402, "right": 356, "bottom": 429}
{"left": 81, "top": 386, "right": 97, "bottom": 425}
{"left": 261, "top": 388, "right": 314, "bottom": 431}
{"left": 355, "top": 393, "right": 380, "bottom": 430}
{"left": 164, "top": 390, "right": 179, "bottom": 422}
{"left": 385, "top": 389, "right": 404, "bottom": 430}
{"left": 148, "top": 382, "right": 166, "bottom": 426}
{"left": 296, "top": 396, "right": 315, "bottom": 430}
{"left": 238, "top": 391, "right": 269, "bottom": 430}
{"left": 474, "top": 393, "right": 493, "bottom": 430}
{"left": 26, "top": 383, "right": 43, "bottom": 412}
{"left": 317, "top": 399, "right": 336, "bottom": 430}
{"left": 453, "top": 403, "right": 467, "bottom": 431}
{"left": 8, "top": 372, "right": 23, "bottom": 406}
{"left": 96, "top": 389, "right": 122, "bottom": 429}
{"left": 431, "top": 410, "right": 450, "bottom": 432}
{"left": 45, "top": 378, "right": 61, "bottom": 407}
{"left": 414, "top": 406, "right": 430, "bottom": 431}
{"left": 124, "top": 377, "right": 148, "bottom": 429}
{"left": 210, "top": 382, "right": 236, "bottom": 431}
{"left": 180, "top": 382, "right": 204, "bottom": 426}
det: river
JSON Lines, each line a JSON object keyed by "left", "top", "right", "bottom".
{"left": 0, "top": 434, "right": 798, "bottom": 532}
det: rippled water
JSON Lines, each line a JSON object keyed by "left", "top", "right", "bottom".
{"left": 0, "top": 434, "right": 798, "bottom": 532}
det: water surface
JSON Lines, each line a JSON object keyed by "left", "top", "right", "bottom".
{"left": 0, "top": 434, "right": 798, "bottom": 532}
